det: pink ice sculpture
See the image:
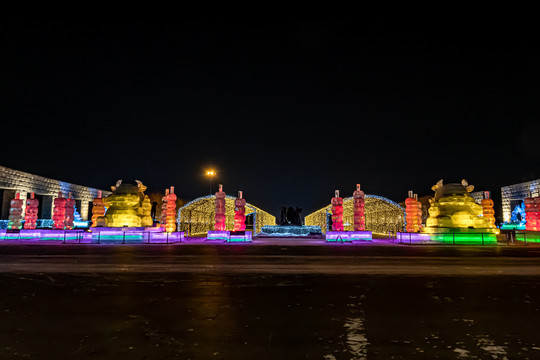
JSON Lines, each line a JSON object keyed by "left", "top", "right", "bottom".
{"left": 53, "top": 191, "right": 67, "bottom": 230}
{"left": 331, "top": 190, "right": 344, "bottom": 231}
{"left": 24, "top": 192, "right": 39, "bottom": 230}
{"left": 234, "top": 191, "right": 246, "bottom": 231}
{"left": 215, "top": 184, "right": 227, "bottom": 231}
{"left": 353, "top": 184, "right": 365, "bottom": 231}
{"left": 64, "top": 192, "right": 75, "bottom": 230}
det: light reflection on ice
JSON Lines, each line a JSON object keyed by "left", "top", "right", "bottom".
{"left": 344, "top": 317, "right": 368, "bottom": 360}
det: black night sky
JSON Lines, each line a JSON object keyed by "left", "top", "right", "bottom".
{"left": 2, "top": 19, "right": 539, "bottom": 217}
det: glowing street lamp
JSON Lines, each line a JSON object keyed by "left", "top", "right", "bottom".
{"left": 205, "top": 169, "right": 216, "bottom": 194}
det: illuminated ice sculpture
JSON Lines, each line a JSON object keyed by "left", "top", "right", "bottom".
{"left": 24, "top": 192, "right": 39, "bottom": 230}
{"left": 100, "top": 180, "right": 151, "bottom": 227}
{"left": 524, "top": 195, "right": 540, "bottom": 231}
{"left": 481, "top": 191, "right": 496, "bottom": 228}
{"left": 405, "top": 191, "right": 421, "bottom": 232}
{"left": 8, "top": 193, "right": 24, "bottom": 230}
{"left": 420, "top": 179, "right": 499, "bottom": 245}
{"left": 162, "top": 186, "right": 177, "bottom": 232}
{"left": 331, "top": 190, "right": 344, "bottom": 231}
{"left": 91, "top": 191, "right": 106, "bottom": 227}
{"left": 139, "top": 194, "right": 153, "bottom": 228}
{"left": 353, "top": 184, "right": 365, "bottom": 231}
{"left": 52, "top": 192, "right": 67, "bottom": 230}
{"left": 425, "top": 179, "right": 495, "bottom": 231}
{"left": 64, "top": 192, "right": 75, "bottom": 230}
{"left": 234, "top": 191, "right": 246, "bottom": 231}
{"left": 215, "top": 184, "right": 227, "bottom": 231}
{"left": 325, "top": 186, "right": 373, "bottom": 242}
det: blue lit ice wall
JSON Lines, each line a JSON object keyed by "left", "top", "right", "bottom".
{"left": 501, "top": 179, "right": 540, "bottom": 223}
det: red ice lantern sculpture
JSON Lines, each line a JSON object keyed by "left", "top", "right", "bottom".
{"left": 331, "top": 190, "right": 344, "bottom": 231}
{"left": 53, "top": 191, "right": 67, "bottom": 230}
{"left": 481, "top": 191, "right": 496, "bottom": 228}
{"left": 234, "top": 191, "right": 246, "bottom": 231}
{"left": 215, "top": 184, "right": 227, "bottom": 231}
{"left": 405, "top": 191, "right": 420, "bottom": 232}
{"left": 8, "top": 193, "right": 24, "bottom": 230}
{"left": 525, "top": 196, "right": 540, "bottom": 231}
{"left": 64, "top": 192, "right": 75, "bottom": 230}
{"left": 535, "top": 197, "right": 540, "bottom": 231}
{"left": 24, "top": 192, "right": 39, "bottom": 229}
{"left": 353, "top": 184, "right": 365, "bottom": 231}
{"left": 164, "top": 186, "right": 177, "bottom": 232}
{"left": 91, "top": 191, "right": 106, "bottom": 227}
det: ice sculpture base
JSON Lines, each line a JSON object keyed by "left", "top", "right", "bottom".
{"left": 207, "top": 230, "right": 230, "bottom": 241}
{"left": 0, "top": 229, "right": 88, "bottom": 242}
{"left": 90, "top": 227, "right": 183, "bottom": 244}
{"left": 259, "top": 225, "right": 322, "bottom": 237}
{"left": 325, "top": 231, "right": 372, "bottom": 242}
{"left": 515, "top": 230, "right": 540, "bottom": 243}
{"left": 228, "top": 231, "right": 252, "bottom": 242}
{"left": 397, "top": 230, "right": 497, "bottom": 245}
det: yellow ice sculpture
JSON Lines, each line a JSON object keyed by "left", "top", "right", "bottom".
{"left": 139, "top": 195, "right": 153, "bottom": 227}
{"left": 101, "top": 180, "right": 151, "bottom": 227}
{"left": 424, "top": 179, "right": 498, "bottom": 233}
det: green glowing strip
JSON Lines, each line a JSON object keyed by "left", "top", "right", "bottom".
{"left": 514, "top": 234, "right": 540, "bottom": 243}
{"left": 430, "top": 233, "right": 497, "bottom": 244}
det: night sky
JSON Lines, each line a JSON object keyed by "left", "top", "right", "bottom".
{"left": 2, "top": 19, "right": 539, "bottom": 217}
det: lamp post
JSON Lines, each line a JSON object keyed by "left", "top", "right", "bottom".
{"left": 206, "top": 169, "right": 216, "bottom": 194}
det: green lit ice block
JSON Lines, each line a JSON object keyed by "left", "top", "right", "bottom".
{"left": 423, "top": 228, "right": 498, "bottom": 244}
{"left": 514, "top": 231, "right": 540, "bottom": 243}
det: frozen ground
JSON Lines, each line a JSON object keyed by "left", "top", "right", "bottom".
{"left": 1, "top": 242, "right": 540, "bottom": 359}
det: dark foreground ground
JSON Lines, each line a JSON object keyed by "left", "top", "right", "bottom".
{"left": 1, "top": 242, "right": 540, "bottom": 359}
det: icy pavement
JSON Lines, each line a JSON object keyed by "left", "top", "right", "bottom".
{"left": 1, "top": 244, "right": 540, "bottom": 358}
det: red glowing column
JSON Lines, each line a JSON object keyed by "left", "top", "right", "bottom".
{"left": 481, "top": 191, "right": 496, "bottom": 229}
{"left": 331, "top": 190, "right": 344, "bottom": 231}
{"left": 234, "top": 191, "right": 246, "bottom": 231}
{"left": 353, "top": 184, "right": 365, "bottom": 231}
{"left": 91, "top": 191, "right": 106, "bottom": 227}
{"left": 24, "top": 192, "right": 39, "bottom": 229}
{"left": 64, "top": 192, "right": 75, "bottom": 230}
{"left": 535, "top": 197, "right": 540, "bottom": 231}
{"left": 524, "top": 196, "right": 537, "bottom": 231}
{"left": 8, "top": 193, "right": 24, "bottom": 230}
{"left": 215, "top": 184, "right": 227, "bottom": 231}
{"left": 53, "top": 191, "right": 67, "bottom": 230}
{"left": 405, "top": 190, "right": 419, "bottom": 232}
{"left": 165, "top": 186, "right": 177, "bottom": 232}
